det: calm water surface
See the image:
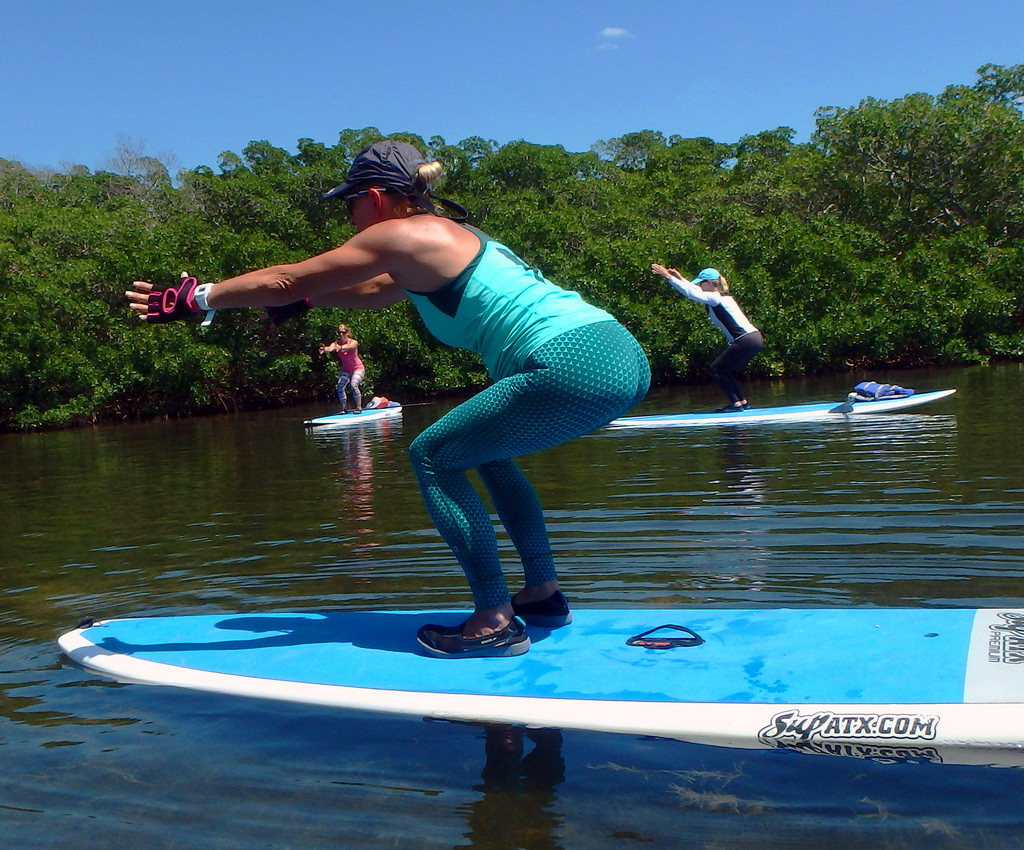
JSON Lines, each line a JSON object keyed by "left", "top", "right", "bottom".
{"left": 2, "top": 364, "right": 1023, "bottom": 848}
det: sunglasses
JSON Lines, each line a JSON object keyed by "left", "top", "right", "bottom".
{"left": 343, "top": 188, "right": 392, "bottom": 214}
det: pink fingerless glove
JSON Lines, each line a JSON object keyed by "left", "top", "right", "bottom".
{"left": 145, "top": 276, "right": 216, "bottom": 326}
{"left": 146, "top": 276, "right": 201, "bottom": 323}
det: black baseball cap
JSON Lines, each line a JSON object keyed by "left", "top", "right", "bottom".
{"left": 322, "top": 139, "right": 469, "bottom": 221}
{"left": 322, "top": 141, "right": 427, "bottom": 201}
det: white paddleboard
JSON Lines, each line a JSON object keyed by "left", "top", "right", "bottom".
{"left": 304, "top": 405, "right": 403, "bottom": 428}
{"left": 607, "top": 389, "right": 955, "bottom": 428}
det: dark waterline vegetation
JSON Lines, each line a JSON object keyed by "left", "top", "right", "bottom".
{"left": 2, "top": 64, "right": 1022, "bottom": 430}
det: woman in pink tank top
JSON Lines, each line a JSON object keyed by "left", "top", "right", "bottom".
{"left": 318, "top": 324, "right": 366, "bottom": 412}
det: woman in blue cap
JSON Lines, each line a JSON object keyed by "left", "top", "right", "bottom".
{"left": 651, "top": 263, "right": 763, "bottom": 412}
{"left": 127, "top": 140, "right": 650, "bottom": 658}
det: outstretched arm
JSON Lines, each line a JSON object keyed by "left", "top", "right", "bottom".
{"left": 651, "top": 262, "right": 718, "bottom": 305}
{"left": 651, "top": 263, "right": 684, "bottom": 281}
{"left": 126, "top": 215, "right": 469, "bottom": 322}
{"left": 127, "top": 272, "right": 408, "bottom": 324}
{"left": 125, "top": 217, "right": 403, "bottom": 322}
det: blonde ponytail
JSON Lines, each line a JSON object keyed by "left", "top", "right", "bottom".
{"left": 416, "top": 160, "right": 444, "bottom": 187}
{"left": 407, "top": 159, "right": 468, "bottom": 222}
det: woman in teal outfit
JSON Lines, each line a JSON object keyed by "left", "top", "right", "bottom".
{"left": 126, "top": 141, "right": 650, "bottom": 658}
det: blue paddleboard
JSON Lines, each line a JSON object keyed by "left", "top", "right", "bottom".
{"left": 304, "top": 404, "right": 402, "bottom": 428}
{"left": 58, "top": 606, "right": 1024, "bottom": 766}
{"left": 606, "top": 389, "right": 955, "bottom": 428}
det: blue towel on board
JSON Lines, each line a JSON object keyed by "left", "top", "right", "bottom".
{"left": 853, "top": 381, "right": 915, "bottom": 399}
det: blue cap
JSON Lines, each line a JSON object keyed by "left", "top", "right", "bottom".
{"left": 694, "top": 268, "right": 720, "bottom": 282}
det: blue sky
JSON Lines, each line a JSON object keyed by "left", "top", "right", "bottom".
{"left": 3, "top": 0, "right": 1022, "bottom": 174}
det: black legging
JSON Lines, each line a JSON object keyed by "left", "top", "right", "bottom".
{"left": 709, "top": 331, "right": 763, "bottom": 404}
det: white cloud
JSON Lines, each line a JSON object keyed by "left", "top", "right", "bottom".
{"left": 598, "top": 26, "right": 634, "bottom": 50}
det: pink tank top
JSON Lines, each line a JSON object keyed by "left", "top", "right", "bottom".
{"left": 336, "top": 347, "right": 364, "bottom": 373}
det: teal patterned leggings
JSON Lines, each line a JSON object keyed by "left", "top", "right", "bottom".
{"left": 408, "top": 321, "right": 650, "bottom": 609}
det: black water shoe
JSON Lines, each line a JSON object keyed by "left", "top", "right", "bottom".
{"left": 512, "top": 590, "right": 573, "bottom": 628}
{"left": 416, "top": 618, "right": 530, "bottom": 658}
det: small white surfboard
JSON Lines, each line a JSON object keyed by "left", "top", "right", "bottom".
{"left": 607, "top": 389, "right": 955, "bottom": 428}
{"left": 304, "top": 405, "right": 403, "bottom": 429}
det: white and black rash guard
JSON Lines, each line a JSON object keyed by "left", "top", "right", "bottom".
{"left": 665, "top": 276, "right": 759, "bottom": 343}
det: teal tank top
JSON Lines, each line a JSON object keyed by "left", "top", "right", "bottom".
{"left": 405, "top": 228, "right": 614, "bottom": 379}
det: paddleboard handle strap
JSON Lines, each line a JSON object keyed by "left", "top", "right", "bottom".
{"left": 626, "top": 625, "right": 704, "bottom": 649}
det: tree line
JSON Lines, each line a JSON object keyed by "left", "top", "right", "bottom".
{"left": 1, "top": 64, "right": 1022, "bottom": 430}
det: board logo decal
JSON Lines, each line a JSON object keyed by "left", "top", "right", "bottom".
{"left": 758, "top": 709, "right": 939, "bottom": 745}
{"left": 987, "top": 612, "right": 1024, "bottom": 664}
{"left": 758, "top": 710, "right": 942, "bottom": 763}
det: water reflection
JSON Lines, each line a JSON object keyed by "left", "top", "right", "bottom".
{"left": 315, "top": 426, "right": 378, "bottom": 528}
{"left": 711, "top": 431, "right": 770, "bottom": 508}
{"left": 841, "top": 413, "right": 959, "bottom": 447}
{"left": 456, "top": 724, "right": 565, "bottom": 850}
{"left": 308, "top": 417, "right": 404, "bottom": 555}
